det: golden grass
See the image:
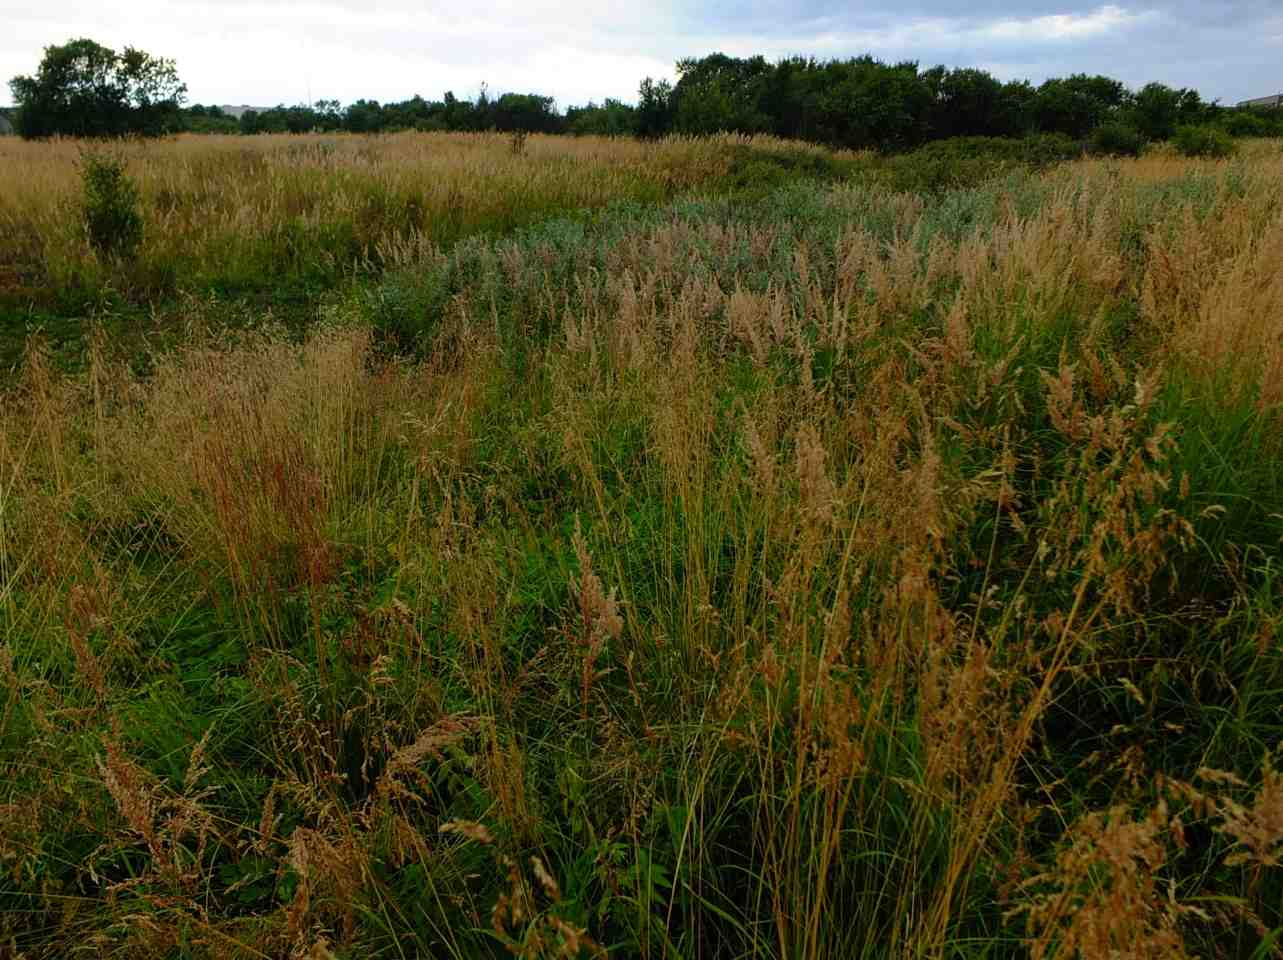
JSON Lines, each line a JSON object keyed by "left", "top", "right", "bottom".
{"left": 0, "top": 131, "right": 780, "bottom": 305}
{"left": 1, "top": 143, "right": 1282, "bottom": 958}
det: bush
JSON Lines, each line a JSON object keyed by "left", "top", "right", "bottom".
{"left": 1220, "top": 112, "right": 1270, "bottom": 138}
{"left": 1090, "top": 121, "right": 1145, "bottom": 157}
{"left": 866, "top": 135, "right": 1081, "bottom": 194}
{"left": 79, "top": 150, "right": 143, "bottom": 260}
{"left": 1172, "top": 124, "right": 1235, "bottom": 158}
{"left": 1018, "top": 132, "right": 1085, "bottom": 167}
{"left": 719, "top": 144, "right": 853, "bottom": 195}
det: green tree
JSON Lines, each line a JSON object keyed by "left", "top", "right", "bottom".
{"left": 1128, "top": 82, "right": 1206, "bottom": 140}
{"left": 809, "top": 57, "right": 932, "bottom": 151}
{"left": 1032, "top": 74, "right": 1126, "bottom": 138}
{"left": 636, "top": 77, "right": 674, "bottom": 139}
{"left": 928, "top": 67, "right": 1008, "bottom": 138}
{"left": 9, "top": 38, "right": 186, "bottom": 139}
{"left": 566, "top": 99, "right": 637, "bottom": 136}
{"left": 671, "top": 54, "right": 773, "bottom": 135}
{"left": 344, "top": 99, "right": 386, "bottom": 133}
{"left": 490, "top": 93, "right": 561, "bottom": 134}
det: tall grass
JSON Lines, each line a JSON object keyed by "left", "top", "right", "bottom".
{"left": 0, "top": 132, "right": 762, "bottom": 312}
{"left": 0, "top": 143, "right": 1281, "bottom": 958}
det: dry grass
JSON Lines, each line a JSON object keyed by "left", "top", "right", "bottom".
{"left": 0, "top": 131, "right": 769, "bottom": 308}
{"left": 1, "top": 141, "right": 1281, "bottom": 958}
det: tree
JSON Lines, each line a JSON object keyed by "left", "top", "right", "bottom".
{"left": 491, "top": 93, "right": 561, "bottom": 134}
{"left": 670, "top": 54, "right": 773, "bottom": 135}
{"left": 344, "top": 99, "right": 386, "bottom": 133}
{"left": 9, "top": 38, "right": 186, "bottom": 139}
{"left": 1127, "top": 83, "right": 1207, "bottom": 141}
{"left": 566, "top": 99, "right": 637, "bottom": 136}
{"left": 636, "top": 77, "right": 674, "bottom": 139}
{"left": 929, "top": 68, "right": 1011, "bottom": 139}
{"left": 1032, "top": 74, "right": 1126, "bottom": 138}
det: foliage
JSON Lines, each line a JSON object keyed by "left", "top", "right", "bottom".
{"left": 8, "top": 37, "right": 186, "bottom": 139}
{"left": 862, "top": 133, "right": 1082, "bottom": 193}
{"left": 231, "top": 89, "right": 562, "bottom": 137}
{"left": 565, "top": 99, "right": 637, "bottom": 137}
{"left": 1127, "top": 81, "right": 1207, "bottom": 140}
{"left": 635, "top": 77, "right": 674, "bottom": 139}
{"left": 1173, "top": 123, "right": 1236, "bottom": 158}
{"left": 157, "top": 52, "right": 1231, "bottom": 155}
{"left": 1090, "top": 121, "right": 1146, "bottom": 157}
{"left": 79, "top": 149, "right": 143, "bottom": 260}
{"left": 1219, "top": 108, "right": 1283, "bottom": 139}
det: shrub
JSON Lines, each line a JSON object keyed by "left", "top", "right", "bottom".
{"left": 865, "top": 135, "right": 1080, "bottom": 195}
{"left": 1019, "top": 132, "right": 1085, "bottom": 167}
{"left": 1220, "top": 112, "right": 1270, "bottom": 138}
{"left": 718, "top": 144, "right": 853, "bottom": 195}
{"left": 1090, "top": 121, "right": 1145, "bottom": 157}
{"left": 79, "top": 150, "right": 143, "bottom": 260}
{"left": 1172, "top": 124, "right": 1235, "bottom": 158}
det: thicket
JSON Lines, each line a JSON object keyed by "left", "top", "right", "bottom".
{"left": 173, "top": 55, "right": 1283, "bottom": 151}
{"left": 1173, "top": 124, "right": 1237, "bottom": 158}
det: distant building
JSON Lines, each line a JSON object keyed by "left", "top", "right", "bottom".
{"left": 0, "top": 113, "right": 13, "bottom": 135}
{"left": 219, "top": 105, "right": 274, "bottom": 119}
{"left": 1237, "top": 94, "right": 1283, "bottom": 109}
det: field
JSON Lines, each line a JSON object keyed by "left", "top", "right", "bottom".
{"left": 1, "top": 132, "right": 1282, "bottom": 958}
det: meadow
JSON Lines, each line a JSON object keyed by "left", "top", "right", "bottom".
{"left": 0, "top": 132, "right": 753, "bottom": 371}
{"left": 1, "top": 132, "right": 1282, "bottom": 958}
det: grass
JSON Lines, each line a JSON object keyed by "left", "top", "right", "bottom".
{"left": 0, "top": 134, "right": 1281, "bottom": 959}
{"left": 0, "top": 131, "right": 775, "bottom": 374}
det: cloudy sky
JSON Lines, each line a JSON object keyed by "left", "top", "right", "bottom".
{"left": 2, "top": 1, "right": 1280, "bottom": 109}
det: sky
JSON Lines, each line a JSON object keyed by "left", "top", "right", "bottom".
{"left": 1, "top": 0, "right": 1280, "bottom": 110}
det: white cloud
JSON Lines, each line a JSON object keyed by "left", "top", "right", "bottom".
{"left": 720, "top": 4, "right": 1155, "bottom": 59}
{"left": 0, "top": 1, "right": 1271, "bottom": 108}
{"left": 979, "top": 4, "right": 1156, "bottom": 41}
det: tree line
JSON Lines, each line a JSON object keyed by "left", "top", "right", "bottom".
{"left": 10, "top": 40, "right": 1283, "bottom": 148}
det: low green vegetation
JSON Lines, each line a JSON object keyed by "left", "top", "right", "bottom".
{"left": 1173, "top": 123, "right": 1237, "bottom": 158}
{"left": 79, "top": 151, "right": 144, "bottom": 261}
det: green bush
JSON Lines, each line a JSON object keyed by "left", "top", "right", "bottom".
{"left": 1220, "top": 111, "right": 1271, "bottom": 138}
{"left": 865, "top": 135, "right": 1081, "bottom": 194}
{"left": 1018, "top": 132, "right": 1085, "bottom": 167}
{"left": 718, "top": 144, "right": 854, "bottom": 196}
{"left": 1172, "top": 124, "right": 1235, "bottom": 158}
{"left": 1090, "top": 121, "right": 1145, "bottom": 157}
{"left": 79, "top": 150, "right": 143, "bottom": 260}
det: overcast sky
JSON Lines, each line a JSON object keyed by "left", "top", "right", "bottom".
{"left": 2, "top": 1, "right": 1280, "bottom": 109}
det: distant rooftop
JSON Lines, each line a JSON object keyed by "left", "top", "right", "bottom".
{"left": 218, "top": 105, "right": 275, "bottom": 118}
{"left": 1237, "top": 93, "right": 1282, "bottom": 109}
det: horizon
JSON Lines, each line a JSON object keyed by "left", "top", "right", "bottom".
{"left": 3, "top": 2, "right": 1281, "bottom": 114}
